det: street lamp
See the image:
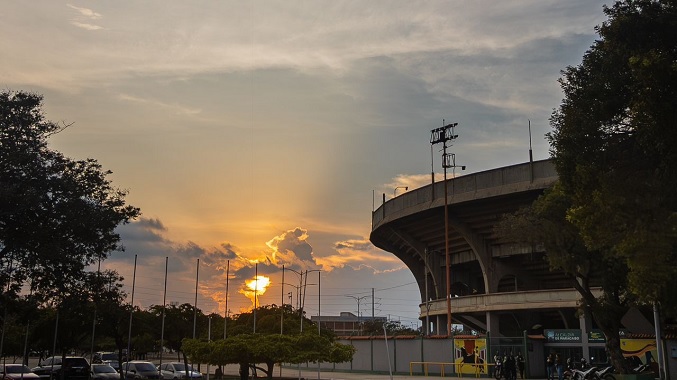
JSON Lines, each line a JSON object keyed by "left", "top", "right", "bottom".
{"left": 393, "top": 186, "right": 408, "bottom": 197}
{"left": 282, "top": 267, "right": 320, "bottom": 380}
{"left": 283, "top": 283, "right": 302, "bottom": 310}
{"left": 430, "top": 121, "right": 465, "bottom": 336}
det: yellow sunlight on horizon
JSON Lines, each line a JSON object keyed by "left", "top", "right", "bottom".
{"left": 240, "top": 275, "right": 271, "bottom": 309}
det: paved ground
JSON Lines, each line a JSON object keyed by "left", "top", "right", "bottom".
{"left": 215, "top": 364, "right": 544, "bottom": 380}
{"left": 15, "top": 357, "right": 549, "bottom": 380}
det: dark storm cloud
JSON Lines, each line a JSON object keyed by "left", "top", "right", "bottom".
{"left": 266, "top": 227, "right": 317, "bottom": 269}
{"left": 230, "top": 259, "right": 278, "bottom": 281}
{"left": 116, "top": 217, "right": 169, "bottom": 244}
{"left": 219, "top": 243, "right": 239, "bottom": 260}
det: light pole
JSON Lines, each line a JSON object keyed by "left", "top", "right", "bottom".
{"left": 283, "top": 283, "right": 302, "bottom": 310}
{"left": 393, "top": 186, "right": 408, "bottom": 197}
{"left": 424, "top": 248, "right": 430, "bottom": 335}
{"left": 283, "top": 267, "right": 320, "bottom": 380}
{"left": 224, "top": 260, "right": 229, "bottom": 339}
{"left": 430, "top": 121, "right": 464, "bottom": 336}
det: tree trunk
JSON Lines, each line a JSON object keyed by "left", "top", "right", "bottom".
{"left": 265, "top": 362, "right": 274, "bottom": 380}
{"left": 239, "top": 363, "right": 248, "bottom": 380}
{"left": 182, "top": 352, "right": 190, "bottom": 379}
{"left": 589, "top": 304, "right": 632, "bottom": 375}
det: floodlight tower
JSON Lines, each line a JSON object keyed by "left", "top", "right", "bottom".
{"left": 430, "top": 121, "right": 464, "bottom": 336}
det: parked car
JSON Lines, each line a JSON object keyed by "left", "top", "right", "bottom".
{"left": 120, "top": 362, "right": 159, "bottom": 380}
{"left": 157, "top": 363, "right": 202, "bottom": 380}
{"left": 93, "top": 353, "right": 118, "bottom": 365}
{"left": 90, "top": 365, "right": 119, "bottom": 380}
{"left": 1, "top": 364, "right": 41, "bottom": 380}
{"left": 31, "top": 357, "right": 90, "bottom": 380}
{"left": 101, "top": 361, "right": 119, "bottom": 373}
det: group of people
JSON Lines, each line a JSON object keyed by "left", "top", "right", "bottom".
{"left": 494, "top": 351, "right": 525, "bottom": 380}
{"left": 546, "top": 352, "right": 564, "bottom": 380}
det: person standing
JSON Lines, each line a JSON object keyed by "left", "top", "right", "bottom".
{"left": 546, "top": 352, "right": 555, "bottom": 380}
{"left": 555, "top": 353, "right": 563, "bottom": 380}
{"left": 503, "top": 351, "right": 516, "bottom": 380}
{"left": 516, "top": 351, "right": 525, "bottom": 379}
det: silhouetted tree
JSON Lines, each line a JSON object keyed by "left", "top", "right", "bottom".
{"left": 0, "top": 90, "right": 140, "bottom": 302}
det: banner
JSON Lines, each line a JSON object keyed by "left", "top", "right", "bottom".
{"left": 453, "top": 338, "right": 487, "bottom": 375}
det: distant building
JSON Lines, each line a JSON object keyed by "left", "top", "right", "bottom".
{"left": 311, "top": 312, "right": 387, "bottom": 336}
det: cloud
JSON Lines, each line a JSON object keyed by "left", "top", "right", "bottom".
{"left": 117, "top": 93, "right": 202, "bottom": 116}
{"left": 70, "top": 22, "right": 103, "bottom": 31}
{"left": 1, "top": 2, "right": 607, "bottom": 92}
{"left": 317, "top": 238, "right": 404, "bottom": 274}
{"left": 266, "top": 227, "right": 317, "bottom": 270}
{"left": 107, "top": 221, "right": 408, "bottom": 314}
{"left": 67, "top": 4, "right": 103, "bottom": 30}
{"left": 67, "top": 4, "right": 102, "bottom": 19}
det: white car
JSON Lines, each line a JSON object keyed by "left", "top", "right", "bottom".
{"left": 157, "top": 363, "right": 202, "bottom": 380}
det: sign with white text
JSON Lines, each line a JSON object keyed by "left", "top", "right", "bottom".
{"left": 544, "top": 329, "right": 582, "bottom": 343}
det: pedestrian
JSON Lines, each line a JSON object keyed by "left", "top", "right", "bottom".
{"left": 555, "top": 353, "right": 563, "bottom": 380}
{"left": 546, "top": 352, "right": 555, "bottom": 380}
{"left": 516, "top": 351, "right": 525, "bottom": 379}
{"left": 503, "top": 351, "right": 516, "bottom": 380}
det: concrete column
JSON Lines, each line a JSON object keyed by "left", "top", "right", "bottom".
{"left": 436, "top": 315, "right": 443, "bottom": 335}
{"left": 579, "top": 312, "right": 592, "bottom": 360}
{"left": 487, "top": 311, "right": 501, "bottom": 337}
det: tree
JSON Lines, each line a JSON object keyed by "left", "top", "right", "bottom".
{"left": 549, "top": 0, "right": 677, "bottom": 307}
{"left": 91, "top": 270, "right": 130, "bottom": 367}
{"left": 182, "top": 332, "right": 356, "bottom": 380}
{"left": 0, "top": 90, "right": 140, "bottom": 301}
{"left": 497, "top": 183, "right": 633, "bottom": 372}
{"left": 361, "top": 319, "right": 419, "bottom": 336}
{"left": 182, "top": 304, "right": 355, "bottom": 380}
{"left": 506, "top": 0, "right": 677, "bottom": 374}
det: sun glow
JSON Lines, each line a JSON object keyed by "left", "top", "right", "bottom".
{"left": 246, "top": 275, "right": 270, "bottom": 293}
{"left": 240, "top": 275, "right": 271, "bottom": 308}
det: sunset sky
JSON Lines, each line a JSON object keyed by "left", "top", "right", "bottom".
{"left": 1, "top": 1, "right": 609, "bottom": 326}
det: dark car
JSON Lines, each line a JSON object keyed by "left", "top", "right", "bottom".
{"left": 90, "top": 365, "right": 119, "bottom": 380}
{"left": 32, "top": 356, "right": 90, "bottom": 380}
{"left": 120, "top": 362, "right": 159, "bottom": 380}
{"left": 1, "top": 364, "right": 41, "bottom": 380}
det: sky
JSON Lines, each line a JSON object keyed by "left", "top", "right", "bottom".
{"left": 1, "top": 1, "right": 610, "bottom": 327}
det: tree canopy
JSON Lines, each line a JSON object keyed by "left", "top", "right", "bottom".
{"left": 499, "top": 0, "right": 677, "bottom": 374}
{"left": 182, "top": 304, "right": 355, "bottom": 380}
{"left": 182, "top": 332, "right": 355, "bottom": 380}
{"left": 548, "top": 0, "right": 677, "bottom": 307}
{"left": 0, "top": 90, "right": 140, "bottom": 302}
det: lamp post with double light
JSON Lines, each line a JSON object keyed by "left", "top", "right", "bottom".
{"left": 430, "top": 121, "right": 464, "bottom": 336}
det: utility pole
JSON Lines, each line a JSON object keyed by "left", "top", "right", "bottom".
{"left": 346, "top": 295, "right": 370, "bottom": 334}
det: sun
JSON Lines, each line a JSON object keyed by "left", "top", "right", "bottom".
{"left": 246, "top": 275, "right": 271, "bottom": 293}
{"left": 239, "top": 275, "right": 272, "bottom": 309}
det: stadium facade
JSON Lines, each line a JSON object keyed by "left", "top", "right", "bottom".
{"left": 369, "top": 160, "right": 659, "bottom": 359}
